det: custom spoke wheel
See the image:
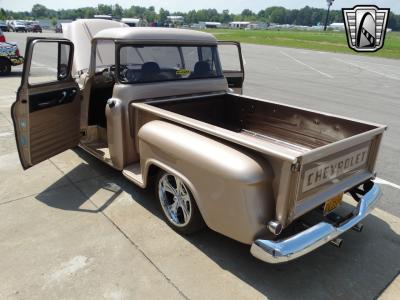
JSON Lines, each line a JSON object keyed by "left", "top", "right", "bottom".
{"left": 156, "top": 170, "right": 205, "bottom": 234}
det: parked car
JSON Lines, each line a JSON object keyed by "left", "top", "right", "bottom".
{"left": 12, "top": 19, "right": 386, "bottom": 264}
{"left": 0, "top": 41, "right": 23, "bottom": 75}
{"left": 0, "top": 28, "right": 5, "bottom": 43}
{"left": 55, "top": 24, "right": 63, "bottom": 33}
{"left": 10, "top": 20, "right": 26, "bottom": 32}
{"left": 26, "top": 21, "right": 42, "bottom": 33}
{"left": 0, "top": 21, "right": 9, "bottom": 32}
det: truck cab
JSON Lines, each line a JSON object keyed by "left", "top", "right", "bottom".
{"left": 12, "top": 19, "right": 244, "bottom": 170}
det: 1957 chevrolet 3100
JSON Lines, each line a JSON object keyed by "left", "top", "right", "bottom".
{"left": 11, "top": 19, "right": 386, "bottom": 263}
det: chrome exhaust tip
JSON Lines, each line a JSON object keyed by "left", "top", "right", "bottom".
{"left": 268, "top": 220, "right": 283, "bottom": 235}
{"left": 352, "top": 223, "right": 364, "bottom": 232}
{"left": 330, "top": 238, "right": 343, "bottom": 248}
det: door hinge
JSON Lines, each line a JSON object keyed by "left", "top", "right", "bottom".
{"left": 80, "top": 129, "right": 87, "bottom": 137}
{"left": 291, "top": 162, "right": 301, "bottom": 172}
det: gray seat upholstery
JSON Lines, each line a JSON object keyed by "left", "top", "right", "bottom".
{"left": 140, "top": 62, "right": 161, "bottom": 82}
{"left": 191, "top": 61, "right": 211, "bottom": 78}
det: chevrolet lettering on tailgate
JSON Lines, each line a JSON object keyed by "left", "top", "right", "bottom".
{"left": 303, "top": 146, "right": 369, "bottom": 192}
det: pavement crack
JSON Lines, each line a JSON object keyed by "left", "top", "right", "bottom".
{"left": 0, "top": 182, "right": 72, "bottom": 207}
{"left": 0, "top": 193, "right": 40, "bottom": 206}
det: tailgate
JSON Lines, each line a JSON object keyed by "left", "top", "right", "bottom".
{"left": 288, "top": 126, "right": 386, "bottom": 222}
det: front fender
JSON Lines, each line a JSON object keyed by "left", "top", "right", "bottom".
{"left": 138, "top": 120, "right": 275, "bottom": 244}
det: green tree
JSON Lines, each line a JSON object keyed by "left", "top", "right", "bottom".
{"left": 221, "top": 9, "right": 233, "bottom": 23}
{"left": 185, "top": 10, "right": 197, "bottom": 24}
{"left": 84, "top": 7, "right": 96, "bottom": 19}
{"left": 159, "top": 8, "right": 170, "bottom": 23}
{"left": 270, "top": 7, "right": 286, "bottom": 24}
{"left": 241, "top": 9, "right": 255, "bottom": 21}
{"left": 97, "top": 4, "right": 112, "bottom": 16}
{"left": 0, "top": 8, "right": 7, "bottom": 20}
{"left": 113, "top": 4, "right": 123, "bottom": 19}
{"left": 51, "top": 17, "right": 57, "bottom": 27}
{"left": 388, "top": 12, "right": 398, "bottom": 30}
{"left": 31, "top": 4, "right": 48, "bottom": 18}
{"left": 296, "top": 6, "right": 312, "bottom": 26}
{"left": 144, "top": 7, "right": 156, "bottom": 23}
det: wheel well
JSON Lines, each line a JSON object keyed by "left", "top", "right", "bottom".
{"left": 146, "top": 162, "right": 207, "bottom": 231}
{"left": 146, "top": 164, "right": 161, "bottom": 187}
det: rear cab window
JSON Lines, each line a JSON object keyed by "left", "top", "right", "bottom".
{"left": 117, "top": 45, "right": 222, "bottom": 84}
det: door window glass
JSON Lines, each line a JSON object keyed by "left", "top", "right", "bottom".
{"left": 218, "top": 44, "right": 242, "bottom": 72}
{"left": 29, "top": 41, "right": 72, "bottom": 85}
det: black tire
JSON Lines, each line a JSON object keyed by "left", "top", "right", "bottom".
{"left": 0, "top": 58, "right": 11, "bottom": 76}
{"left": 155, "top": 170, "right": 205, "bottom": 235}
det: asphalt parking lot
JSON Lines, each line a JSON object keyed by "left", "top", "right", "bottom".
{"left": 1, "top": 32, "right": 399, "bottom": 299}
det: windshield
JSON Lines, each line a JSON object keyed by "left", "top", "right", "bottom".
{"left": 118, "top": 45, "right": 222, "bottom": 84}
{"left": 95, "top": 40, "right": 115, "bottom": 70}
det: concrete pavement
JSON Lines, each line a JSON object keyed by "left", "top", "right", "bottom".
{"left": 0, "top": 31, "right": 399, "bottom": 299}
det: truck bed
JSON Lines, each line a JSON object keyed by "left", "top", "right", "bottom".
{"left": 148, "top": 93, "right": 378, "bottom": 155}
{"left": 132, "top": 93, "right": 385, "bottom": 224}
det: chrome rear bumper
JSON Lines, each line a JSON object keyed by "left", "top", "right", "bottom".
{"left": 250, "top": 183, "right": 382, "bottom": 263}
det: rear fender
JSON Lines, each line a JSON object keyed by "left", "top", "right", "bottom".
{"left": 137, "top": 120, "right": 275, "bottom": 244}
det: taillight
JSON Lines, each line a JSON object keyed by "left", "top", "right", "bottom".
{"left": 16, "top": 48, "right": 20, "bottom": 57}
{"left": 0, "top": 35, "right": 5, "bottom": 43}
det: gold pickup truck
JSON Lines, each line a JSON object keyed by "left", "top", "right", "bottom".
{"left": 11, "top": 19, "right": 386, "bottom": 263}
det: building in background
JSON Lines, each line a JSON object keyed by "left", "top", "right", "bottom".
{"left": 93, "top": 15, "right": 113, "bottom": 20}
{"left": 121, "top": 18, "right": 141, "bottom": 27}
{"left": 246, "top": 22, "right": 268, "bottom": 30}
{"left": 229, "top": 21, "right": 250, "bottom": 29}
{"left": 329, "top": 22, "right": 345, "bottom": 31}
{"left": 167, "top": 16, "right": 184, "bottom": 27}
{"left": 198, "top": 21, "right": 222, "bottom": 29}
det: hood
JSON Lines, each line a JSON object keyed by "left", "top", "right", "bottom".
{"left": 62, "top": 19, "right": 128, "bottom": 73}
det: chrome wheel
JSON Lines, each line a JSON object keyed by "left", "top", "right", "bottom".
{"left": 158, "top": 173, "right": 192, "bottom": 227}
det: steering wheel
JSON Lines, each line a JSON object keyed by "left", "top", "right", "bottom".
{"left": 117, "top": 65, "right": 136, "bottom": 83}
{"left": 124, "top": 68, "right": 137, "bottom": 82}
{"left": 102, "top": 66, "right": 115, "bottom": 83}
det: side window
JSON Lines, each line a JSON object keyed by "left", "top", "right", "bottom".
{"left": 200, "top": 47, "right": 213, "bottom": 62}
{"left": 218, "top": 43, "right": 243, "bottom": 72}
{"left": 218, "top": 42, "right": 244, "bottom": 93}
{"left": 28, "top": 41, "right": 72, "bottom": 85}
{"left": 181, "top": 47, "right": 198, "bottom": 71}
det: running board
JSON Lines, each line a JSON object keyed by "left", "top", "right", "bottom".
{"left": 122, "top": 163, "right": 145, "bottom": 188}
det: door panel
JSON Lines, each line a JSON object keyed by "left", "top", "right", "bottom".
{"left": 11, "top": 37, "right": 80, "bottom": 169}
{"left": 30, "top": 87, "right": 77, "bottom": 112}
{"left": 218, "top": 41, "right": 245, "bottom": 94}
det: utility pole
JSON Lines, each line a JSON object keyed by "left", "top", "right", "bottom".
{"left": 324, "top": 0, "right": 335, "bottom": 31}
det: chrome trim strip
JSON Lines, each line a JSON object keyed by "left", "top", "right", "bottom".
{"left": 250, "top": 183, "right": 382, "bottom": 263}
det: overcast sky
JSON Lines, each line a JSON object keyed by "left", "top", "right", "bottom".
{"left": 0, "top": 0, "right": 399, "bottom": 13}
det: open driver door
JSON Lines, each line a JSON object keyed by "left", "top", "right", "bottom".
{"left": 218, "top": 41, "right": 245, "bottom": 94}
{"left": 11, "top": 37, "right": 80, "bottom": 169}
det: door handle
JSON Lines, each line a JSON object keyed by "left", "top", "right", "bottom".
{"left": 36, "top": 91, "right": 68, "bottom": 108}
{"left": 57, "top": 91, "right": 68, "bottom": 104}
